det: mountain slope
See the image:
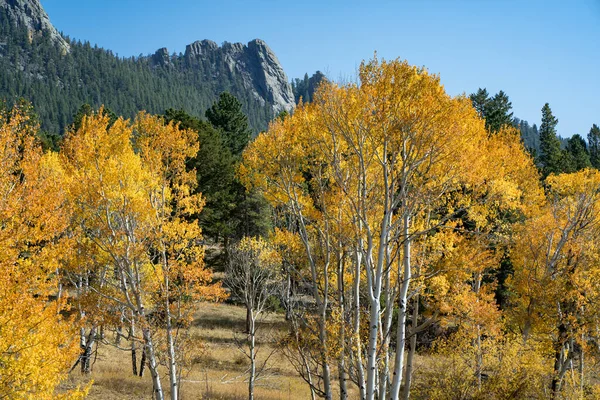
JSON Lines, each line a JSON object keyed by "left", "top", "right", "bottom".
{"left": 0, "top": 0, "right": 294, "bottom": 133}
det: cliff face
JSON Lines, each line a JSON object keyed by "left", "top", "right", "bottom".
{"left": 0, "top": 0, "right": 69, "bottom": 52}
{"left": 0, "top": 0, "right": 296, "bottom": 133}
{"left": 167, "top": 39, "right": 295, "bottom": 115}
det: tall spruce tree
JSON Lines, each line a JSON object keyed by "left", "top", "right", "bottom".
{"left": 469, "top": 89, "right": 513, "bottom": 133}
{"left": 205, "top": 94, "right": 271, "bottom": 240}
{"left": 205, "top": 92, "right": 253, "bottom": 156}
{"left": 588, "top": 124, "right": 600, "bottom": 169}
{"left": 470, "top": 88, "right": 489, "bottom": 119}
{"left": 565, "top": 134, "right": 591, "bottom": 172}
{"left": 539, "top": 103, "right": 563, "bottom": 177}
{"left": 485, "top": 91, "right": 514, "bottom": 133}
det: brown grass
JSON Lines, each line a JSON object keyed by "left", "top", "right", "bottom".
{"left": 65, "top": 303, "right": 321, "bottom": 399}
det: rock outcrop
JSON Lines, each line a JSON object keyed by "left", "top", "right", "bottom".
{"left": 180, "top": 39, "right": 295, "bottom": 115}
{"left": 152, "top": 47, "right": 170, "bottom": 66}
{"left": 0, "top": 0, "right": 69, "bottom": 52}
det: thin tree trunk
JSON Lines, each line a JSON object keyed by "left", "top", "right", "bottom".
{"left": 474, "top": 274, "right": 483, "bottom": 391}
{"left": 319, "top": 315, "right": 333, "bottom": 400}
{"left": 390, "top": 214, "right": 411, "bottom": 400}
{"left": 130, "top": 317, "right": 138, "bottom": 376}
{"left": 293, "top": 201, "right": 333, "bottom": 400}
{"left": 164, "top": 276, "right": 179, "bottom": 400}
{"left": 402, "top": 293, "right": 419, "bottom": 400}
{"left": 298, "top": 339, "right": 317, "bottom": 400}
{"left": 285, "top": 274, "right": 292, "bottom": 321}
{"left": 166, "top": 316, "right": 178, "bottom": 400}
{"left": 248, "top": 312, "right": 256, "bottom": 400}
{"left": 132, "top": 340, "right": 138, "bottom": 376}
{"left": 379, "top": 243, "right": 394, "bottom": 400}
{"left": 142, "top": 328, "right": 164, "bottom": 400}
{"left": 246, "top": 307, "right": 252, "bottom": 334}
{"left": 81, "top": 326, "right": 97, "bottom": 374}
{"left": 139, "top": 348, "right": 146, "bottom": 377}
{"left": 353, "top": 247, "right": 366, "bottom": 400}
{"left": 338, "top": 251, "right": 348, "bottom": 400}
{"left": 365, "top": 286, "right": 382, "bottom": 400}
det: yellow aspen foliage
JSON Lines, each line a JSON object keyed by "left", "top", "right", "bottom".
{"left": 241, "top": 56, "right": 541, "bottom": 400}
{"left": 414, "top": 331, "right": 550, "bottom": 400}
{"left": 0, "top": 105, "right": 87, "bottom": 399}
{"left": 509, "top": 169, "right": 600, "bottom": 396}
{"left": 62, "top": 109, "right": 225, "bottom": 398}
{"left": 132, "top": 112, "right": 226, "bottom": 307}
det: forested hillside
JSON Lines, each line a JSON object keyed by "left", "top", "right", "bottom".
{"left": 0, "top": 7, "right": 294, "bottom": 134}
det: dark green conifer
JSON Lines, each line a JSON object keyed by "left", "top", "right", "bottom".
{"left": 587, "top": 124, "right": 600, "bottom": 169}
{"left": 539, "top": 103, "right": 563, "bottom": 177}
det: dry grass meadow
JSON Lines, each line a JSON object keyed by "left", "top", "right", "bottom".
{"left": 62, "top": 303, "right": 343, "bottom": 400}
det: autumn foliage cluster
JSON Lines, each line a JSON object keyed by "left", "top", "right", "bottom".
{"left": 2, "top": 57, "right": 600, "bottom": 400}
{"left": 0, "top": 105, "right": 224, "bottom": 400}
{"left": 241, "top": 58, "right": 600, "bottom": 399}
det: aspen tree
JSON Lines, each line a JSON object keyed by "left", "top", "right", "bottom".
{"left": 242, "top": 57, "right": 539, "bottom": 400}
{"left": 0, "top": 105, "right": 87, "bottom": 399}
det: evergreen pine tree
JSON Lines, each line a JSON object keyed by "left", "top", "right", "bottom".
{"left": 587, "top": 124, "right": 600, "bottom": 169}
{"left": 539, "top": 103, "right": 563, "bottom": 177}
{"left": 565, "top": 134, "right": 591, "bottom": 171}
{"left": 485, "top": 90, "right": 514, "bottom": 133}
{"left": 469, "top": 88, "right": 489, "bottom": 119}
{"left": 205, "top": 92, "right": 253, "bottom": 156}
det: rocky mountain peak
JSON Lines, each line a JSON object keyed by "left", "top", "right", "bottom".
{"left": 184, "top": 39, "right": 218, "bottom": 58}
{"left": 179, "top": 38, "right": 295, "bottom": 115}
{"left": 246, "top": 38, "right": 295, "bottom": 115}
{"left": 0, "top": 0, "right": 69, "bottom": 52}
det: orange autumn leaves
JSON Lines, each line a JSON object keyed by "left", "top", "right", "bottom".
{"left": 0, "top": 105, "right": 224, "bottom": 398}
{"left": 239, "top": 57, "right": 599, "bottom": 398}
{"left": 0, "top": 104, "right": 87, "bottom": 399}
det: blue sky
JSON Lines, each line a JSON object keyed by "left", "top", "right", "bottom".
{"left": 42, "top": 0, "right": 599, "bottom": 137}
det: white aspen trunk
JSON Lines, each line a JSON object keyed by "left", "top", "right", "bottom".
{"left": 293, "top": 201, "right": 333, "bottom": 400}
{"left": 143, "top": 327, "right": 164, "bottom": 400}
{"left": 299, "top": 340, "right": 317, "bottom": 400}
{"left": 354, "top": 248, "right": 366, "bottom": 400}
{"left": 320, "top": 315, "right": 333, "bottom": 400}
{"left": 338, "top": 252, "right": 348, "bottom": 400}
{"left": 139, "top": 347, "right": 147, "bottom": 377}
{"left": 474, "top": 274, "right": 483, "bottom": 391}
{"left": 116, "top": 310, "right": 124, "bottom": 346}
{"left": 131, "top": 319, "right": 138, "bottom": 376}
{"left": 366, "top": 214, "right": 391, "bottom": 400}
{"left": 81, "top": 325, "right": 97, "bottom": 374}
{"left": 285, "top": 273, "right": 292, "bottom": 321}
{"left": 164, "top": 274, "right": 178, "bottom": 400}
{"left": 79, "top": 327, "right": 86, "bottom": 355}
{"left": 390, "top": 214, "right": 411, "bottom": 400}
{"left": 248, "top": 311, "right": 256, "bottom": 400}
{"left": 166, "top": 312, "right": 178, "bottom": 400}
{"left": 379, "top": 245, "right": 394, "bottom": 400}
{"left": 401, "top": 293, "right": 419, "bottom": 400}
{"left": 365, "top": 271, "right": 381, "bottom": 400}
